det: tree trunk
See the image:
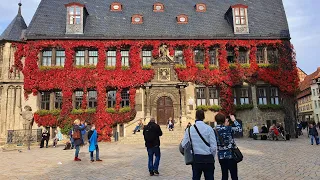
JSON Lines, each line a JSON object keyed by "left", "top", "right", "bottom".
{"left": 282, "top": 94, "right": 297, "bottom": 138}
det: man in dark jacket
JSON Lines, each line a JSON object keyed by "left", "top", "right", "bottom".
{"left": 40, "top": 129, "right": 50, "bottom": 148}
{"left": 143, "top": 118, "right": 162, "bottom": 176}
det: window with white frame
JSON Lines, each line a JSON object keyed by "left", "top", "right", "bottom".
{"left": 240, "top": 88, "right": 250, "bottom": 105}
{"left": 256, "top": 47, "right": 264, "bottom": 64}
{"left": 270, "top": 87, "right": 279, "bottom": 105}
{"left": 267, "top": 47, "right": 278, "bottom": 64}
{"left": 121, "top": 50, "right": 129, "bottom": 67}
{"left": 88, "top": 90, "right": 97, "bottom": 108}
{"left": 69, "top": 6, "right": 81, "bottom": 25}
{"left": 40, "top": 92, "right": 50, "bottom": 110}
{"left": 257, "top": 88, "right": 267, "bottom": 105}
{"left": 42, "top": 51, "right": 52, "bottom": 66}
{"left": 196, "top": 88, "right": 206, "bottom": 105}
{"left": 88, "top": 51, "right": 98, "bottom": 65}
{"left": 142, "top": 50, "right": 152, "bottom": 65}
{"left": 75, "top": 50, "right": 85, "bottom": 66}
{"left": 107, "top": 50, "right": 116, "bottom": 66}
{"left": 209, "top": 49, "right": 217, "bottom": 65}
{"left": 56, "top": 50, "right": 65, "bottom": 66}
{"left": 175, "top": 49, "right": 184, "bottom": 64}
{"left": 194, "top": 49, "right": 204, "bottom": 64}
{"left": 54, "top": 91, "right": 63, "bottom": 109}
{"left": 234, "top": 7, "right": 246, "bottom": 25}
{"left": 75, "top": 91, "right": 83, "bottom": 109}
{"left": 121, "top": 89, "right": 130, "bottom": 107}
{"left": 209, "top": 88, "right": 219, "bottom": 105}
{"left": 107, "top": 90, "right": 116, "bottom": 108}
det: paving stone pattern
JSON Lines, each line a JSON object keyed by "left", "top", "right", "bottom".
{"left": 0, "top": 131, "right": 319, "bottom": 180}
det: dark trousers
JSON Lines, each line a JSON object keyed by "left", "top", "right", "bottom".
{"left": 147, "top": 146, "right": 161, "bottom": 172}
{"left": 191, "top": 163, "right": 215, "bottom": 180}
{"left": 40, "top": 138, "right": 49, "bottom": 148}
{"left": 219, "top": 159, "right": 238, "bottom": 180}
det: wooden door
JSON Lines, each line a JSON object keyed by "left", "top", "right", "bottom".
{"left": 157, "top": 96, "right": 174, "bottom": 125}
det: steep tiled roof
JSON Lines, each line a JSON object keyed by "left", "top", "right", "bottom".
{"left": 25, "top": 0, "right": 290, "bottom": 40}
{"left": 297, "top": 68, "right": 320, "bottom": 99}
{"left": 0, "top": 4, "right": 27, "bottom": 42}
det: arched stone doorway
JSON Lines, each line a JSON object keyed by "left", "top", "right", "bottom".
{"left": 157, "top": 96, "right": 174, "bottom": 125}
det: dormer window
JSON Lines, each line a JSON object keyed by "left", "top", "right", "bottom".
{"left": 234, "top": 8, "right": 246, "bottom": 25}
{"left": 69, "top": 6, "right": 81, "bottom": 25}
{"left": 65, "top": 2, "right": 87, "bottom": 34}
{"left": 111, "top": 2, "right": 122, "bottom": 11}
{"left": 226, "top": 4, "right": 249, "bottom": 34}
{"left": 196, "top": 3, "right": 206, "bottom": 12}
{"left": 132, "top": 14, "right": 143, "bottom": 24}
{"left": 177, "top": 14, "right": 188, "bottom": 24}
{"left": 153, "top": 3, "right": 164, "bottom": 12}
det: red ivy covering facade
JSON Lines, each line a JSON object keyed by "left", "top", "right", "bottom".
{"left": 14, "top": 39, "right": 299, "bottom": 141}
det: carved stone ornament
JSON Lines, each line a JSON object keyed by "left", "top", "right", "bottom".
{"left": 158, "top": 68, "right": 171, "bottom": 81}
{"left": 153, "top": 44, "right": 174, "bottom": 63}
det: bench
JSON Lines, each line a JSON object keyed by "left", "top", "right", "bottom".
{"left": 254, "top": 133, "right": 286, "bottom": 141}
{"left": 253, "top": 133, "right": 268, "bottom": 140}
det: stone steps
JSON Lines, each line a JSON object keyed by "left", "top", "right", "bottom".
{"left": 117, "top": 126, "right": 185, "bottom": 145}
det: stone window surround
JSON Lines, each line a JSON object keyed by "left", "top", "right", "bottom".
{"left": 75, "top": 49, "right": 98, "bottom": 66}
{"left": 233, "top": 86, "right": 252, "bottom": 105}
{"left": 65, "top": 3, "right": 83, "bottom": 25}
{"left": 40, "top": 48, "right": 66, "bottom": 67}
{"left": 39, "top": 91, "right": 63, "bottom": 110}
{"left": 256, "top": 86, "right": 280, "bottom": 105}
{"left": 121, "top": 89, "right": 130, "bottom": 107}
{"left": 231, "top": 4, "right": 249, "bottom": 34}
{"left": 195, "top": 86, "right": 220, "bottom": 106}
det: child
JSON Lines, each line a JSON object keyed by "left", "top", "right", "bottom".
{"left": 88, "top": 124, "right": 102, "bottom": 162}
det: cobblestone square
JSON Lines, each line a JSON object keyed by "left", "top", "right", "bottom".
{"left": 1, "top": 132, "right": 320, "bottom": 180}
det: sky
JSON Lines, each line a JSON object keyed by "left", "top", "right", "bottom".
{"left": 0, "top": 0, "right": 319, "bottom": 74}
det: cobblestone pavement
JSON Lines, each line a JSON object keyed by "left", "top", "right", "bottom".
{"left": 1, "top": 132, "right": 320, "bottom": 180}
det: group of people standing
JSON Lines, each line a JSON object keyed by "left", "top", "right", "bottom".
{"left": 142, "top": 110, "right": 242, "bottom": 179}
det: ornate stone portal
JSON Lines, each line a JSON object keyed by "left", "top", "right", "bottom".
{"left": 141, "top": 44, "right": 188, "bottom": 125}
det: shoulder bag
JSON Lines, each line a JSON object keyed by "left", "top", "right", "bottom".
{"left": 182, "top": 127, "right": 194, "bottom": 165}
{"left": 215, "top": 128, "right": 243, "bottom": 163}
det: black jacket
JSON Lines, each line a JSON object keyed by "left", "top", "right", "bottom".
{"left": 143, "top": 122, "right": 162, "bottom": 148}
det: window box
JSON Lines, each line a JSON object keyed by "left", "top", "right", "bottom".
{"left": 106, "top": 108, "right": 116, "bottom": 114}
{"left": 209, "top": 65, "right": 218, "bottom": 70}
{"left": 105, "top": 66, "right": 116, "bottom": 70}
{"left": 258, "top": 104, "right": 283, "bottom": 110}
{"left": 241, "top": 64, "right": 250, "bottom": 69}
{"left": 235, "top": 104, "right": 253, "bottom": 110}
{"left": 71, "top": 108, "right": 96, "bottom": 115}
{"left": 229, "top": 63, "right": 237, "bottom": 69}
{"left": 39, "top": 66, "right": 64, "bottom": 71}
{"left": 75, "top": 65, "right": 96, "bottom": 69}
{"left": 35, "top": 109, "right": 61, "bottom": 116}
{"left": 208, "top": 105, "right": 222, "bottom": 112}
{"left": 119, "top": 106, "right": 131, "bottom": 113}
{"left": 196, "top": 64, "right": 205, "bottom": 70}
{"left": 121, "top": 66, "right": 130, "bottom": 70}
{"left": 175, "top": 64, "right": 187, "bottom": 69}
{"left": 196, "top": 105, "right": 209, "bottom": 111}
{"left": 258, "top": 64, "right": 278, "bottom": 69}
{"left": 142, "top": 64, "right": 152, "bottom": 70}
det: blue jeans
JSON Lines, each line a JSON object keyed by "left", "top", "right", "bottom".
{"left": 192, "top": 163, "right": 215, "bottom": 180}
{"left": 310, "top": 135, "right": 319, "bottom": 145}
{"left": 90, "top": 145, "right": 100, "bottom": 160}
{"left": 75, "top": 145, "right": 80, "bottom": 157}
{"left": 147, "top": 146, "right": 161, "bottom": 172}
{"left": 70, "top": 137, "right": 74, "bottom": 148}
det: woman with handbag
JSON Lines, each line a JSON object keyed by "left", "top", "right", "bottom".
{"left": 215, "top": 113, "right": 242, "bottom": 180}
{"left": 73, "top": 119, "right": 87, "bottom": 161}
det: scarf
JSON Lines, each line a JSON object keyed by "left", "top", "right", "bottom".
{"left": 89, "top": 130, "right": 98, "bottom": 152}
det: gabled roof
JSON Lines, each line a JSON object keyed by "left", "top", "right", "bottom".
{"left": 297, "top": 67, "right": 320, "bottom": 99}
{"left": 0, "top": 3, "right": 27, "bottom": 42}
{"left": 25, "top": 0, "right": 290, "bottom": 40}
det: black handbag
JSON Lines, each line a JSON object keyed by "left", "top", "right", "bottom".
{"left": 215, "top": 128, "right": 243, "bottom": 163}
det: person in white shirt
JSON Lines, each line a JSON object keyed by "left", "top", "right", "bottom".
{"left": 253, "top": 125, "right": 259, "bottom": 134}
{"left": 181, "top": 110, "right": 217, "bottom": 180}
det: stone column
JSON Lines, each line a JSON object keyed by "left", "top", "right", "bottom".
{"left": 178, "top": 83, "right": 188, "bottom": 126}
{"left": 251, "top": 85, "right": 259, "bottom": 123}
{"left": 145, "top": 85, "right": 151, "bottom": 124}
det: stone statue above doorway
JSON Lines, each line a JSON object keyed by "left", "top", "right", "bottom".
{"left": 153, "top": 44, "right": 174, "bottom": 63}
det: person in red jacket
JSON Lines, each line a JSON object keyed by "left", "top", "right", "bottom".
{"left": 270, "top": 124, "right": 279, "bottom": 140}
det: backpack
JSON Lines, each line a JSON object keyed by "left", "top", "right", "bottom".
{"left": 144, "top": 125, "right": 156, "bottom": 143}
{"left": 72, "top": 129, "right": 81, "bottom": 139}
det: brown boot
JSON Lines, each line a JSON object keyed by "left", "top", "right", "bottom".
{"left": 74, "top": 157, "right": 81, "bottom": 161}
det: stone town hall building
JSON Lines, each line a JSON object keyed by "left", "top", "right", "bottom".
{"left": 0, "top": 0, "right": 298, "bottom": 141}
